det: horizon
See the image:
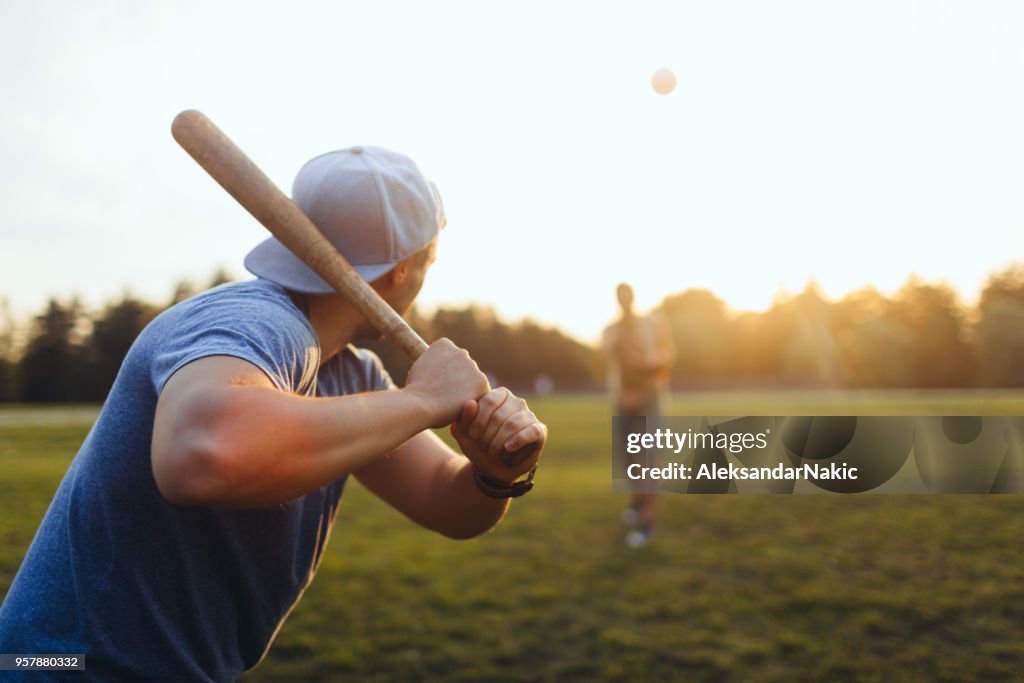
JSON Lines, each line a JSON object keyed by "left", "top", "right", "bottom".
{"left": 2, "top": 264, "right": 1015, "bottom": 349}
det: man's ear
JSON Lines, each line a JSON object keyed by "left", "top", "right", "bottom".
{"left": 389, "top": 260, "right": 409, "bottom": 284}
{"left": 372, "top": 263, "right": 406, "bottom": 294}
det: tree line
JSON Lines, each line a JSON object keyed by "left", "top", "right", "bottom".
{"left": 1, "top": 265, "right": 1022, "bottom": 402}
{"left": 661, "top": 266, "right": 1024, "bottom": 389}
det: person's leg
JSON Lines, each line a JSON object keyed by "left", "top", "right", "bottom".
{"left": 624, "top": 396, "right": 663, "bottom": 547}
{"left": 624, "top": 493, "right": 656, "bottom": 547}
{"left": 618, "top": 409, "right": 645, "bottom": 527}
{"left": 636, "top": 492, "right": 658, "bottom": 527}
{"left": 621, "top": 496, "right": 641, "bottom": 526}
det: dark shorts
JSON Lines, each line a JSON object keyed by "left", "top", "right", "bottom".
{"left": 615, "top": 395, "right": 663, "bottom": 493}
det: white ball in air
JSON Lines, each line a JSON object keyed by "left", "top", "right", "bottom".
{"left": 651, "top": 68, "right": 676, "bottom": 95}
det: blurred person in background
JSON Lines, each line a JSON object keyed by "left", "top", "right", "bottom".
{"left": 603, "top": 283, "right": 676, "bottom": 547}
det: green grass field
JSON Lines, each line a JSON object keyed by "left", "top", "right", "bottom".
{"left": 1, "top": 392, "right": 1023, "bottom": 681}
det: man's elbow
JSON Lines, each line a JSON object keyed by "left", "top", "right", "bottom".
{"left": 438, "top": 526, "right": 494, "bottom": 541}
{"left": 152, "top": 429, "right": 239, "bottom": 507}
{"left": 435, "top": 511, "right": 507, "bottom": 540}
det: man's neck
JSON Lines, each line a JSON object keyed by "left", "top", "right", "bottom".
{"left": 294, "top": 292, "right": 364, "bottom": 365}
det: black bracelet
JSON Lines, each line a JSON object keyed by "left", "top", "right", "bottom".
{"left": 472, "top": 465, "right": 537, "bottom": 499}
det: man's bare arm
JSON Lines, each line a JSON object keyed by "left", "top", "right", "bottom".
{"left": 151, "top": 339, "right": 487, "bottom": 508}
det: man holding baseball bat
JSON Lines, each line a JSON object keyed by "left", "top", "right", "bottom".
{"left": 0, "top": 144, "right": 546, "bottom": 681}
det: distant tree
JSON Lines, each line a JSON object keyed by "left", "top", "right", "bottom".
{"left": 660, "top": 289, "right": 734, "bottom": 388}
{"left": 512, "top": 320, "right": 596, "bottom": 390}
{"left": 780, "top": 283, "right": 842, "bottom": 387}
{"left": 974, "top": 265, "right": 1024, "bottom": 387}
{"left": 363, "top": 305, "right": 599, "bottom": 391}
{"left": 844, "top": 314, "right": 917, "bottom": 388}
{"left": 169, "top": 279, "right": 198, "bottom": 306}
{"left": 208, "top": 268, "right": 234, "bottom": 289}
{"left": 429, "top": 306, "right": 503, "bottom": 378}
{"left": 978, "top": 265, "right": 1024, "bottom": 305}
{"left": 739, "top": 292, "right": 797, "bottom": 383}
{"left": 975, "top": 299, "right": 1024, "bottom": 386}
{"left": 19, "top": 298, "right": 88, "bottom": 402}
{"left": 891, "top": 277, "right": 974, "bottom": 387}
{"left": 832, "top": 288, "right": 910, "bottom": 387}
{"left": 729, "top": 312, "right": 762, "bottom": 383}
{"left": 80, "top": 294, "right": 159, "bottom": 399}
{"left": 0, "top": 299, "right": 17, "bottom": 401}
{"left": 171, "top": 268, "right": 240, "bottom": 307}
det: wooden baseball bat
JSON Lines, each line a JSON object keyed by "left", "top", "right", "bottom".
{"left": 171, "top": 110, "right": 531, "bottom": 467}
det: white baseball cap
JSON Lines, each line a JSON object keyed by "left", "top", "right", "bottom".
{"left": 244, "top": 145, "right": 446, "bottom": 293}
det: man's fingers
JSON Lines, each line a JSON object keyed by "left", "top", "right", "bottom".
{"left": 502, "top": 422, "right": 547, "bottom": 459}
{"left": 451, "top": 400, "right": 480, "bottom": 452}
{"left": 493, "top": 416, "right": 546, "bottom": 458}
{"left": 457, "top": 399, "right": 479, "bottom": 433}
{"left": 480, "top": 394, "right": 526, "bottom": 446}
{"left": 485, "top": 410, "right": 535, "bottom": 456}
{"left": 467, "top": 388, "right": 510, "bottom": 440}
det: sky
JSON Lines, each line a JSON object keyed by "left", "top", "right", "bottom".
{"left": 1, "top": 0, "right": 1022, "bottom": 343}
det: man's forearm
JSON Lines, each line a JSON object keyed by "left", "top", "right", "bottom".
{"left": 353, "top": 427, "right": 524, "bottom": 539}
{"left": 428, "top": 460, "right": 511, "bottom": 539}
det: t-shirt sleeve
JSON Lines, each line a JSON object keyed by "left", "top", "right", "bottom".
{"left": 308, "top": 345, "right": 397, "bottom": 399}
{"left": 365, "top": 350, "right": 398, "bottom": 392}
{"left": 349, "top": 347, "right": 398, "bottom": 392}
{"left": 149, "top": 293, "right": 318, "bottom": 396}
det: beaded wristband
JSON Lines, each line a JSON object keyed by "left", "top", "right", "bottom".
{"left": 472, "top": 465, "right": 538, "bottom": 499}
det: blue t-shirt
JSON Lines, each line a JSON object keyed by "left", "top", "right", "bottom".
{"left": 0, "top": 280, "right": 394, "bottom": 681}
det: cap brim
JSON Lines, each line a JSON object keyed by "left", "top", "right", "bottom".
{"left": 243, "top": 237, "right": 395, "bottom": 294}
